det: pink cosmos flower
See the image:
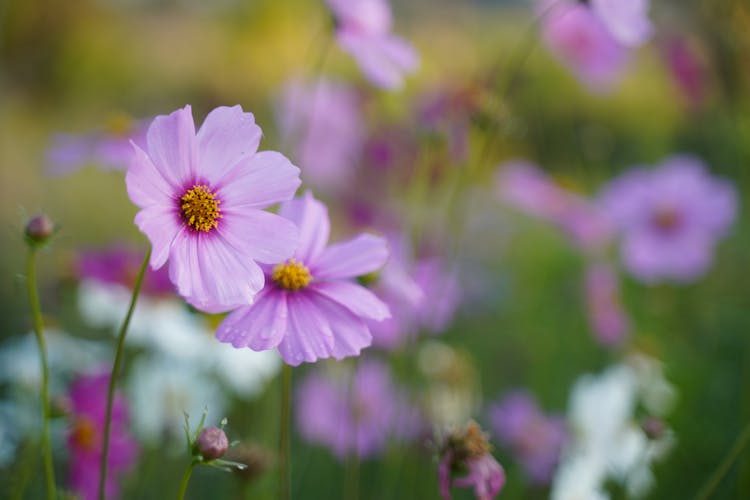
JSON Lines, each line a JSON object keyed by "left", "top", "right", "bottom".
{"left": 584, "top": 262, "right": 630, "bottom": 346}
{"left": 47, "top": 114, "right": 149, "bottom": 176}
{"left": 66, "top": 372, "right": 138, "bottom": 500}
{"left": 496, "top": 160, "right": 614, "bottom": 254}
{"left": 438, "top": 422, "right": 505, "bottom": 500}
{"left": 488, "top": 390, "right": 567, "bottom": 484}
{"left": 216, "top": 192, "right": 390, "bottom": 366}
{"left": 126, "top": 105, "right": 301, "bottom": 312}
{"left": 599, "top": 155, "right": 737, "bottom": 283}
{"left": 663, "top": 36, "right": 710, "bottom": 108}
{"left": 326, "top": 0, "right": 419, "bottom": 90}
{"left": 590, "top": 0, "right": 653, "bottom": 48}
{"left": 276, "top": 79, "right": 364, "bottom": 193}
{"left": 295, "top": 359, "right": 421, "bottom": 459}
{"left": 541, "top": 1, "right": 630, "bottom": 92}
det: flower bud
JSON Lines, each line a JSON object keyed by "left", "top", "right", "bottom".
{"left": 25, "top": 214, "right": 55, "bottom": 245}
{"left": 641, "top": 416, "right": 666, "bottom": 440}
{"left": 196, "top": 426, "right": 228, "bottom": 460}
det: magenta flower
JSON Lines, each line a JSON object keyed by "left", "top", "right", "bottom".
{"left": 438, "top": 422, "right": 505, "bottom": 500}
{"left": 488, "top": 391, "right": 566, "bottom": 484}
{"left": 584, "top": 262, "right": 630, "bottom": 346}
{"left": 541, "top": 1, "right": 630, "bottom": 91}
{"left": 47, "top": 115, "right": 149, "bottom": 176}
{"left": 216, "top": 192, "right": 389, "bottom": 365}
{"left": 326, "top": 0, "right": 419, "bottom": 90}
{"left": 295, "top": 359, "right": 420, "bottom": 458}
{"left": 276, "top": 79, "right": 364, "bottom": 193}
{"left": 663, "top": 36, "right": 709, "bottom": 108}
{"left": 126, "top": 105, "right": 301, "bottom": 312}
{"left": 496, "top": 160, "right": 614, "bottom": 254}
{"left": 66, "top": 372, "right": 138, "bottom": 500}
{"left": 599, "top": 155, "right": 737, "bottom": 283}
{"left": 590, "top": 0, "right": 653, "bottom": 48}
{"left": 76, "top": 245, "right": 174, "bottom": 297}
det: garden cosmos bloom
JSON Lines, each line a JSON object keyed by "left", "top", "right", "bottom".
{"left": 599, "top": 155, "right": 737, "bottom": 283}
{"left": 326, "top": 0, "right": 419, "bottom": 90}
{"left": 66, "top": 372, "right": 138, "bottom": 500}
{"left": 126, "top": 105, "right": 301, "bottom": 312}
{"left": 216, "top": 192, "right": 390, "bottom": 366}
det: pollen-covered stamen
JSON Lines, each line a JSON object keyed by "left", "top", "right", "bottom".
{"left": 272, "top": 259, "right": 313, "bottom": 291}
{"left": 180, "top": 185, "right": 222, "bottom": 232}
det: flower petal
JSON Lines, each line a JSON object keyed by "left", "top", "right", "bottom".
{"left": 215, "top": 289, "right": 288, "bottom": 350}
{"left": 278, "top": 191, "right": 330, "bottom": 263}
{"left": 146, "top": 105, "right": 197, "bottom": 188}
{"left": 310, "top": 294, "right": 373, "bottom": 359}
{"left": 126, "top": 142, "right": 175, "bottom": 208}
{"left": 277, "top": 292, "right": 335, "bottom": 366}
{"left": 168, "top": 231, "right": 264, "bottom": 312}
{"left": 311, "top": 281, "right": 390, "bottom": 321}
{"left": 219, "top": 207, "right": 299, "bottom": 264}
{"left": 196, "top": 105, "right": 262, "bottom": 186}
{"left": 312, "top": 233, "right": 388, "bottom": 280}
{"left": 133, "top": 206, "right": 182, "bottom": 269}
{"left": 217, "top": 151, "right": 301, "bottom": 209}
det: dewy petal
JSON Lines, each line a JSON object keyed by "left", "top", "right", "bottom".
{"left": 312, "top": 233, "right": 388, "bottom": 280}
{"left": 168, "top": 230, "right": 264, "bottom": 312}
{"left": 278, "top": 191, "right": 330, "bottom": 263}
{"left": 146, "top": 105, "right": 197, "bottom": 188}
{"left": 126, "top": 142, "right": 175, "bottom": 208}
{"left": 216, "top": 289, "right": 288, "bottom": 350}
{"left": 277, "top": 292, "right": 335, "bottom": 366}
{"left": 309, "top": 294, "right": 372, "bottom": 360}
{"left": 219, "top": 207, "right": 299, "bottom": 265}
{"left": 217, "top": 151, "right": 301, "bottom": 209}
{"left": 196, "top": 105, "right": 262, "bottom": 186}
{"left": 133, "top": 206, "right": 182, "bottom": 269}
{"left": 311, "top": 281, "right": 390, "bottom": 321}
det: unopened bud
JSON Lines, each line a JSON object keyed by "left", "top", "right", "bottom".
{"left": 196, "top": 426, "right": 228, "bottom": 460}
{"left": 25, "top": 214, "right": 55, "bottom": 245}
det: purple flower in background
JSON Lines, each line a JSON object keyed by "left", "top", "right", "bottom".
{"left": 216, "top": 192, "right": 389, "bottom": 366}
{"left": 488, "top": 391, "right": 566, "bottom": 484}
{"left": 295, "top": 359, "right": 420, "bottom": 458}
{"left": 599, "top": 155, "right": 737, "bottom": 283}
{"left": 413, "top": 258, "right": 461, "bottom": 334}
{"left": 496, "top": 160, "right": 614, "bottom": 254}
{"left": 368, "top": 233, "right": 425, "bottom": 350}
{"left": 438, "top": 422, "right": 505, "bottom": 500}
{"left": 584, "top": 262, "right": 630, "bottom": 346}
{"left": 76, "top": 245, "right": 174, "bottom": 297}
{"left": 326, "top": 0, "right": 419, "bottom": 90}
{"left": 125, "top": 105, "right": 301, "bottom": 312}
{"left": 66, "top": 372, "right": 138, "bottom": 500}
{"left": 590, "top": 0, "right": 653, "bottom": 48}
{"left": 276, "top": 79, "right": 364, "bottom": 193}
{"left": 47, "top": 113, "right": 149, "bottom": 176}
{"left": 541, "top": 2, "right": 629, "bottom": 91}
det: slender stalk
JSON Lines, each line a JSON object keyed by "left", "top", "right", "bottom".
{"left": 26, "top": 247, "right": 56, "bottom": 500}
{"left": 176, "top": 461, "right": 196, "bottom": 500}
{"left": 279, "top": 364, "right": 293, "bottom": 500}
{"left": 695, "top": 421, "right": 750, "bottom": 500}
{"left": 98, "top": 248, "right": 151, "bottom": 500}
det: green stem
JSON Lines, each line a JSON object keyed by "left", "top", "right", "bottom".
{"left": 279, "top": 364, "right": 293, "bottom": 500}
{"left": 176, "top": 461, "right": 196, "bottom": 500}
{"left": 26, "top": 247, "right": 56, "bottom": 500}
{"left": 98, "top": 248, "right": 151, "bottom": 500}
{"left": 695, "top": 421, "right": 750, "bottom": 500}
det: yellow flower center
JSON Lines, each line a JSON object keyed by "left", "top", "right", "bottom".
{"left": 71, "top": 417, "right": 97, "bottom": 451}
{"left": 180, "top": 185, "right": 222, "bottom": 232}
{"left": 272, "top": 259, "right": 312, "bottom": 291}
